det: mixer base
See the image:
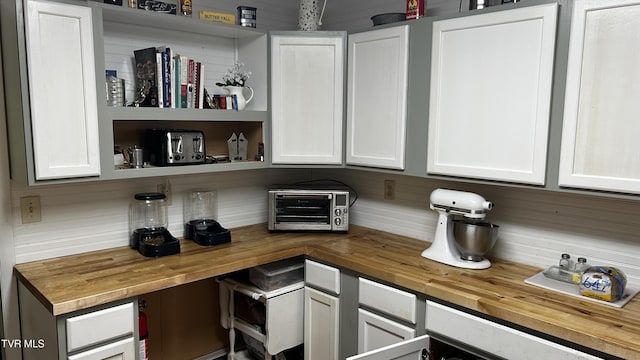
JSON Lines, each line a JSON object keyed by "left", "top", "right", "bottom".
{"left": 421, "top": 247, "right": 491, "bottom": 270}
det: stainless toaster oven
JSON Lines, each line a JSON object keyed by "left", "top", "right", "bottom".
{"left": 268, "top": 186, "right": 349, "bottom": 232}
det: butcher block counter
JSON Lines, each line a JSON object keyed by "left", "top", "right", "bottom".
{"left": 14, "top": 224, "right": 640, "bottom": 359}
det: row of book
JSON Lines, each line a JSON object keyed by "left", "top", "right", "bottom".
{"left": 210, "top": 94, "right": 240, "bottom": 110}
{"left": 133, "top": 46, "right": 205, "bottom": 109}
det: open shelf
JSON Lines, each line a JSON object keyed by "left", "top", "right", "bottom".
{"left": 95, "top": 2, "right": 265, "bottom": 39}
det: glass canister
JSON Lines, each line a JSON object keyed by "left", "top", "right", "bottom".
{"left": 129, "top": 192, "right": 169, "bottom": 249}
{"left": 184, "top": 190, "right": 218, "bottom": 240}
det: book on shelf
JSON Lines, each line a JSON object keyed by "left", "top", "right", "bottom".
{"left": 194, "top": 61, "right": 201, "bottom": 109}
{"left": 179, "top": 55, "right": 188, "bottom": 108}
{"left": 211, "top": 94, "right": 238, "bottom": 111}
{"left": 194, "top": 62, "right": 205, "bottom": 109}
{"left": 158, "top": 46, "right": 172, "bottom": 108}
{"left": 133, "top": 47, "right": 208, "bottom": 110}
{"left": 133, "top": 47, "right": 159, "bottom": 107}
{"left": 187, "top": 59, "right": 195, "bottom": 108}
{"left": 172, "top": 55, "right": 180, "bottom": 108}
{"left": 198, "top": 64, "right": 205, "bottom": 109}
{"left": 155, "top": 50, "right": 163, "bottom": 108}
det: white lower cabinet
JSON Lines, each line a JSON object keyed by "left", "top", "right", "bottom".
{"left": 18, "top": 282, "right": 137, "bottom": 360}
{"left": 304, "top": 259, "right": 341, "bottom": 360}
{"left": 67, "top": 337, "right": 135, "bottom": 360}
{"left": 304, "top": 287, "right": 340, "bottom": 360}
{"left": 347, "top": 334, "right": 430, "bottom": 360}
{"left": 425, "top": 300, "right": 602, "bottom": 360}
{"left": 357, "top": 309, "right": 416, "bottom": 354}
{"left": 357, "top": 277, "right": 418, "bottom": 354}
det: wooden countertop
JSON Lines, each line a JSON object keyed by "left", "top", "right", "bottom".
{"left": 14, "top": 224, "right": 640, "bottom": 359}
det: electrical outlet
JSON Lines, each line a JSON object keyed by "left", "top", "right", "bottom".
{"left": 384, "top": 179, "right": 395, "bottom": 201}
{"left": 157, "top": 180, "right": 172, "bottom": 205}
{"left": 20, "top": 196, "right": 41, "bottom": 224}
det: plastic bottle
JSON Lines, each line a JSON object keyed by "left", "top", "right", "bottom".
{"left": 571, "top": 257, "right": 589, "bottom": 284}
{"left": 559, "top": 253, "right": 571, "bottom": 268}
{"left": 574, "top": 257, "right": 589, "bottom": 272}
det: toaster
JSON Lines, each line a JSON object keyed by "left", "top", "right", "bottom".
{"left": 144, "top": 129, "right": 206, "bottom": 166}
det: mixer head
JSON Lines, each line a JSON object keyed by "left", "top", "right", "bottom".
{"left": 429, "top": 188, "right": 493, "bottom": 220}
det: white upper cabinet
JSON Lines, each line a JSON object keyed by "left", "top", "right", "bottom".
{"left": 271, "top": 33, "right": 345, "bottom": 165}
{"left": 24, "top": 0, "right": 101, "bottom": 180}
{"left": 346, "top": 26, "right": 409, "bottom": 170}
{"left": 559, "top": 0, "right": 640, "bottom": 195}
{"left": 427, "top": 4, "right": 557, "bottom": 185}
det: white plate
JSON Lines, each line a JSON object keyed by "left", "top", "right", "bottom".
{"left": 524, "top": 271, "right": 639, "bottom": 308}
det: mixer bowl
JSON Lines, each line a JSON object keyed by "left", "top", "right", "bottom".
{"left": 452, "top": 219, "right": 499, "bottom": 261}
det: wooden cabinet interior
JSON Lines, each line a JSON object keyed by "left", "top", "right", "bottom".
{"left": 139, "top": 279, "right": 227, "bottom": 360}
{"left": 113, "top": 120, "right": 263, "bottom": 164}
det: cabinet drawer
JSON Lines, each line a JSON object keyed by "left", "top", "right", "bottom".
{"left": 305, "top": 259, "right": 341, "bottom": 295}
{"left": 358, "top": 278, "right": 416, "bottom": 324}
{"left": 67, "top": 337, "right": 135, "bottom": 360}
{"left": 66, "top": 302, "right": 135, "bottom": 352}
{"left": 358, "top": 308, "right": 416, "bottom": 354}
{"left": 426, "top": 301, "right": 602, "bottom": 360}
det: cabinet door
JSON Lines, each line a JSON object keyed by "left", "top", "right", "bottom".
{"left": 347, "top": 334, "right": 429, "bottom": 360}
{"left": 558, "top": 0, "right": 640, "bottom": 194}
{"left": 358, "top": 309, "right": 415, "bottom": 354}
{"left": 346, "top": 26, "right": 409, "bottom": 170}
{"left": 67, "top": 337, "right": 135, "bottom": 360}
{"left": 427, "top": 4, "right": 557, "bottom": 185}
{"left": 271, "top": 33, "right": 344, "bottom": 165}
{"left": 304, "top": 287, "right": 339, "bottom": 360}
{"left": 24, "top": 0, "right": 101, "bottom": 180}
{"left": 426, "top": 301, "right": 602, "bottom": 360}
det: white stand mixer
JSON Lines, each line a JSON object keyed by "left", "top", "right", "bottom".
{"left": 421, "top": 189, "right": 495, "bottom": 269}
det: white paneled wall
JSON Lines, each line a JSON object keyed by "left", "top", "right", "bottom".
{"left": 11, "top": 169, "right": 309, "bottom": 263}
{"left": 315, "top": 169, "right": 640, "bottom": 286}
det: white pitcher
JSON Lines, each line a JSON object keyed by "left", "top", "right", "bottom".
{"left": 224, "top": 86, "right": 254, "bottom": 110}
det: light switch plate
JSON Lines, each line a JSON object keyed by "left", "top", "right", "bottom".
{"left": 20, "top": 196, "right": 41, "bottom": 224}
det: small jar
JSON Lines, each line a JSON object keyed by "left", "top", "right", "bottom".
{"left": 559, "top": 253, "right": 571, "bottom": 269}
{"left": 574, "top": 257, "right": 589, "bottom": 273}
{"left": 129, "top": 192, "right": 168, "bottom": 249}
